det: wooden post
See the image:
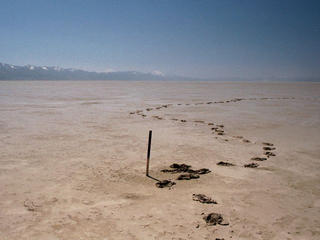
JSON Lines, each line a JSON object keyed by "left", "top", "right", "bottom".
{"left": 146, "top": 130, "right": 152, "bottom": 176}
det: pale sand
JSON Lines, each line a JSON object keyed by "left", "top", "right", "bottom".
{"left": 0, "top": 81, "right": 320, "bottom": 240}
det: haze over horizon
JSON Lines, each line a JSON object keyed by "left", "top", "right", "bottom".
{"left": 1, "top": 0, "right": 319, "bottom": 80}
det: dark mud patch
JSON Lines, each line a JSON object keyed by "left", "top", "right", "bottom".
{"left": 161, "top": 163, "right": 191, "bottom": 173}
{"left": 217, "top": 161, "right": 235, "bottom": 167}
{"left": 161, "top": 164, "right": 211, "bottom": 175}
{"left": 188, "top": 168, "right": 211, "bottom": 175}
{"left": 193, "top": 194, "right": 217, "bottom": 204}
{"left": 177, "top": 173, "right": 199, "bottom": 180}
{"left": 155, "top": 180, "right": 176, "bottom": 188}
{"left": 203, "top": 213, "right": 229, "bottom": 226}
{"left": 262, "top": 142, "right": 274, "bottom": 146}
{"left": 244, "top": 163, "right": 259, "bottom": 168}
{"left": 251, "top": 157, "right": 267, "bottom": 161}
{"left": 263, "top": 147, "right": 276, "bottom": 151}
{"left": 152, "top": 116, "right": 163, "bottom": 120}
{"left": 264, "top": 151, "right": 276, "bottom": 157}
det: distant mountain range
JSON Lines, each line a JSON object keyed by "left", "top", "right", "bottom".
{"left": 0, "top": 62, "right": 193, "bottom": 80}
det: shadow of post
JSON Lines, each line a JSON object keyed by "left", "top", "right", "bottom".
{"left": 147, "top": 174, "right": 160, "bottom": 182}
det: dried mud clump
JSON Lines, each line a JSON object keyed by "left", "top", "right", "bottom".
{"left": 264, "top": 151, "right": 276, "bottom": 157}
{"left": 203, "top": 213, "right": 229, "bottom": 226}
{"left": 262, "top": 142, "right": 274, "bottom": 146}
{"left": 155, "top": 180, "right": 176, "bottom": 188}
{"left": 188, "top": 168, "right": 211, "bottom": 175}
{"left": 244, "top": 163, "right": 259, "bottom": 168}
{"left": 177, "top": 173, "right": 199, "bottom": 180}
{"left": 162, "top": 164, "right": 211, "bottom": 175}
{"left": 251, "top": 157, "right": 267, "bottom": 161}
{"left": 193, "top": 194, "right": 217, "bottom": 204}
{"left": 161, "top": 163, "right": 191, "bottom": 173}
{"left": 217, "top": 161, "right": 235, "bottom": 166}
{"left": 263, "top": 147, "right": 276, "bottom": 151}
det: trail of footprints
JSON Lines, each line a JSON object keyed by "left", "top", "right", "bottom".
{"left": 130, "top": 97, "right": 280, "bottom": 168}
{"left": 129, "top": 97, "right": 281, "bottom": 233}
{"left": 130, "top": 96, "right": 294, "bottom": 116}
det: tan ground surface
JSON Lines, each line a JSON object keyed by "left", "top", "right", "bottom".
{"left": 0, "top": 81, "right": 320, "bottom": 240}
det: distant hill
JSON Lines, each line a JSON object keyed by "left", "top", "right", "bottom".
{"left": 0, "top": 62, "right": 192, "bottom": 80}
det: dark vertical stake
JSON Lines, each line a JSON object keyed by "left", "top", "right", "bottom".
{"left": 146, "top": 130, "right": 152, "bottom": 176}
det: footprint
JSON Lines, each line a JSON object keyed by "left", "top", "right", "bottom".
{"left": 161, "top": 163, "right": 191, "bottom": 173}
{"left": 177, "top": 173, "right": 199, "bottom": 180}
{"left": 217, "top": 161, "right": 235, "bottom": 166}
{"left": 152, "top": 116, "right": 163, "bottom": 120}
{"left": 264, "top": 151, "right": 276, "bottom": 157}
{"left": 263, "top": 147, "right": 276, "bottom": 151}
{"left": 161, "top": 164, "right": 210, "bottom": 175}
{"left": 194, "top": 120, "right": 205, "bottom": 123}
{"left": 262, "top": 142, "right": 274, "bottom": 146}
{"left": 203, "top": 213, "right": 229, "bottom": 226}
{"left": 233, "top": 136, "right": 244, "bottom": 139}
{"left": 155, "top": 180, "right": 176, "bottom": 188}
{"left": 251, "top": 157, "right": 267, "bottom": 161}
{"left": 192, "top": 194, "right": 217, "bottom": 204}
{"left": 244, "top": 163, "right": 259, "bottom": 168}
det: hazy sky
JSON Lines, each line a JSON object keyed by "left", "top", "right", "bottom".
{"left": 1, "top": 0, "right": 319, "bottom": 80}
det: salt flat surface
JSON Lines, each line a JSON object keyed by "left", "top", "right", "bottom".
{"left": 0, "top": 81, "right": 320, "bottom": 240}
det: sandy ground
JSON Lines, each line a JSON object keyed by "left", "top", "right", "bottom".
{"left": 0, "top": 81, "right": 320, "bottom": 240}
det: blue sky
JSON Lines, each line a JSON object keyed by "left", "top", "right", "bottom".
{"left": 0, "top": 0, "right": 319, "bottom": 80}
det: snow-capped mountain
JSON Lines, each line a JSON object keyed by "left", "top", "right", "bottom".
{"left": 0, "top": 62, "right": 189, "bottom": 80}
